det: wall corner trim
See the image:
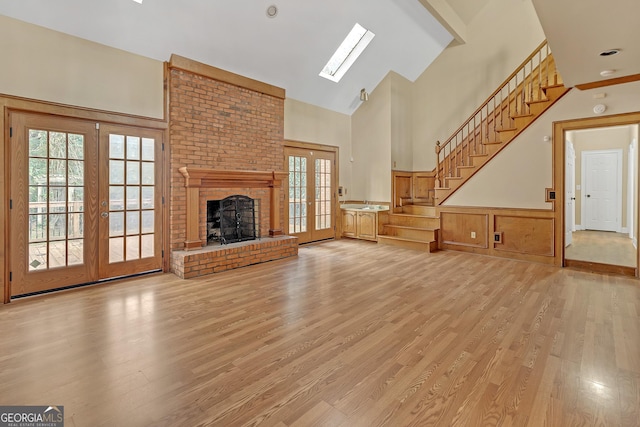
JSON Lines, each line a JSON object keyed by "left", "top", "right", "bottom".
{"left": 168, "top": 54, "right": 286, "bottom": 99}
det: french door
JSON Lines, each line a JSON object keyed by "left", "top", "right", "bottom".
{"left": 9, "top": 112, "right": 163, "bottom": 296}
{"left": 285, "top": 146, "right": 336, "bottom": 244}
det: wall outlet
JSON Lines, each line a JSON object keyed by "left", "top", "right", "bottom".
{"left": 471, "top": 231, "right": 476, "bottom": 239}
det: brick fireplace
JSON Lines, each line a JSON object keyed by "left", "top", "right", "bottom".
{"left": 168, "top": 55, "right": 298, "bottom": 278}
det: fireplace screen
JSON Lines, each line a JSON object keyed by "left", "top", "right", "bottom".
{"left": 207, "top": 195, "right": 257, "bottom": 244}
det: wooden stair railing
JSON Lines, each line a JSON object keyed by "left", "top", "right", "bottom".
{"left": 434, "top": 41, "right": 567, "bottom": 204}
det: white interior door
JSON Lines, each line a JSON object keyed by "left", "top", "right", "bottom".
{"left": 583, "top": 150, "right": 622, "bottom": 232}
{"left": 565, "top": 140, "right": 575, "bottom": 246}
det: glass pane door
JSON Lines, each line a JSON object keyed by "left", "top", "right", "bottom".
{"left": 315, "top": 158, "right": 332, "bottom": 231}
{"left": 288, "top": 155, "right": 307, "bottom": 234}
{"left": 310, "top": 152, "right": 335, "bottom": 241}
{"left": 99, "top": 125, "right": 163, "bottom": 279}
{"left": 10, "top": 112, "right": 98, "bottom": 296}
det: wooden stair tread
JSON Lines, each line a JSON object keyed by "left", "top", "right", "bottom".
{"left": 470, "top": 154, "right": 488, "bottom": 158}
{"left": 483, "top": 141, "right": 502, "bottom": 145}
{"left": 526, "top": 98, "right": 550, "bottom": 105}
{"left": 458, "top": 165, "right": 474, "bottom": 169}
{"left": 510, "top": 113, "right": 533, "bottom": 119}
{"left": 384, "top": 225, "right": 439, "bottom": 231}
{"left": 496, "top": 127, "right": 517, "bottom": 132}
{"left": 377, "top": 235, "right": 438, "bottom": 252}
{"left": 378, "top": 235, "right": 435, "bottom": 244}
{"left": 390, "top": 213, "right": 436, "bottom": 219}
{"left": 542, "top": 83, "right": 564, "bottom": 90}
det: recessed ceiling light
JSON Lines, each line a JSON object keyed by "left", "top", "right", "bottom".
{"left": 319, "top": 23, "right": 375, "bottom": 83}
{"left": 600, "top": 69, "right": 616, "bottom": 77}
{"left": 132, "top": 0, "right": 142, "bottom": 3}
{"left": 599, "top": 49, "right": 620, "bottom": 57}
{"left": 266, "top": 5, "right": 278, "bottom": 18}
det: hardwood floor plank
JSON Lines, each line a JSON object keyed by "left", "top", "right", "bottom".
{"left": 1, "top": 240, "right": 640, "bottom": 426}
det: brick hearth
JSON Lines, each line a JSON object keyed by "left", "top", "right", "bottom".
{"left": 170, "top": 236, "right": 298, "bottom": 279}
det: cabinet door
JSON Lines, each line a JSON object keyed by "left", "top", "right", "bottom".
{"left": 342, "top": 210, "right": 356, "bottom": 237}
{"left": 357, "top": 212, "right": 377, "bottom": 240}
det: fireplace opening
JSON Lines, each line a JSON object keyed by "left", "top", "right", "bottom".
{"left": 207, "top": 195, "right": 259, "bottom": 245}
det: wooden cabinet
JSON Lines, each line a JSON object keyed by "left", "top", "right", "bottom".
{"left": 342, "top": 210, "right": 357, "bottom": 237}
{"left": 357, "top": 211, "right": 377, "bottom": 240}
{"left": 341, "top": 210, "right": 377, "bottom": 241}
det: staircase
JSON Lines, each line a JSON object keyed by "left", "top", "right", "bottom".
{"left": 434, "top": 40, "right": 570, "bottom": 204}
{"left": 377, "top": 204, "right": 439, "bottom": 252}
{"left": 377, "top": 41, "right": 569, "bottom": 252}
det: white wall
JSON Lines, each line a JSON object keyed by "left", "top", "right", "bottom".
{"left": 444, "top": 81, "right": 640, "bottom": 208}
{"left": 0, "top": 15, "right": 164, "bottom": 119}
{"left": 351, "top": 76, "right": 392, "bottom": 202}
{"left": 390, "top": 72, "right": 414, "bottom": 171}
{"left": 284, "top": 98, "right": 352, "bottom": 196}
{"left": 411, "top": 0, "right": 545, "bottom": 171}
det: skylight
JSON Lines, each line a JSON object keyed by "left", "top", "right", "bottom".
{"left": 319, "top": 23, "right": 375, "bottom": 83}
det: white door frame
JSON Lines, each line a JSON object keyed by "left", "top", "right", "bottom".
{"left": 629, "top": 142, "right": 635, "bottom": 239}
{"left": 581, "top": 148, "right": 623, "bottom": 232}
{"left": 565, "top": 139, "right": 576, "bottom": 246}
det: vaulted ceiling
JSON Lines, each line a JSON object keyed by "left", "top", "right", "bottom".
{"left": 0, "top": 0, "right": 455, "bottom": 115}
{"left": 3, "top": 0, "right": 636, "bottom": 116}
{"left": 532, "top": 0, "right": 640, "bottom": 89}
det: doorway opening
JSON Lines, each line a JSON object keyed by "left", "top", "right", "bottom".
{"left": 562, "top": 122, "right": 639, "bottom": 274}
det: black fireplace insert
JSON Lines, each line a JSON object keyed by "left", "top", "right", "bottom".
{"left": 207, "top": 195, "right": 257, "bottom": 244}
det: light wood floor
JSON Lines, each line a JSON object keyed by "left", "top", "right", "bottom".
{"left": 2, "top": 240, "right": 640, "bottom": 426}
{"left": 566, "top": 230, "right": 637, "bottom": 267}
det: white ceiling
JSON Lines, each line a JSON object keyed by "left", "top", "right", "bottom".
{"left": 0, "top": 0, "right": 453, "bottom": 115}
{"left": 532, "top": 0, "right": 640, "bottom": 88}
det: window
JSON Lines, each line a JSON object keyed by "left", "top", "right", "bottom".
{"left": 319, "top": 23, "right": 375, "bottom": 83}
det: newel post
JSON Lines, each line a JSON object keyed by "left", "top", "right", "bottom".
{"left": 435, "top": 141, "right": 442, "bottom": 188}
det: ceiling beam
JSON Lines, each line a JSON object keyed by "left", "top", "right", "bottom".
{"left": 418, "top": 0, "right": 467, "bottom": 45}
{"left": 575, "top": 73, "right": 640, "bottom": 91}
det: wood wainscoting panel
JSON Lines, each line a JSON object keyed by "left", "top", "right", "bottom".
{"left": 494, "top": 215, "right": 554, "bottom": 257}
{"left": 392, "top": 171, "right": 412, "bottom": 212}
{"left": 413, "top": 172, "right": 436, "bottom": 201}
{"left": 441, "top": 212, "right": 488, "bottom": 248}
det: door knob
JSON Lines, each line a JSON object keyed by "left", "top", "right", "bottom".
{"left": 571, "top": 197, "right": 576, "bottom": 200}
{"left": 101, "top": 212, "right": 109, "bottom": 218}
{"left": 586, "top": 194, "right": 591, "bottom": 198}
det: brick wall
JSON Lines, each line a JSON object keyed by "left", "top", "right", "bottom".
{"left": 169, "top": 68, "right": 285, "bottom": 251}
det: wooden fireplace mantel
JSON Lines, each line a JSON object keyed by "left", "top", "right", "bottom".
{"left": 178, "top": 167, "right": 288, "bottom": 250}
